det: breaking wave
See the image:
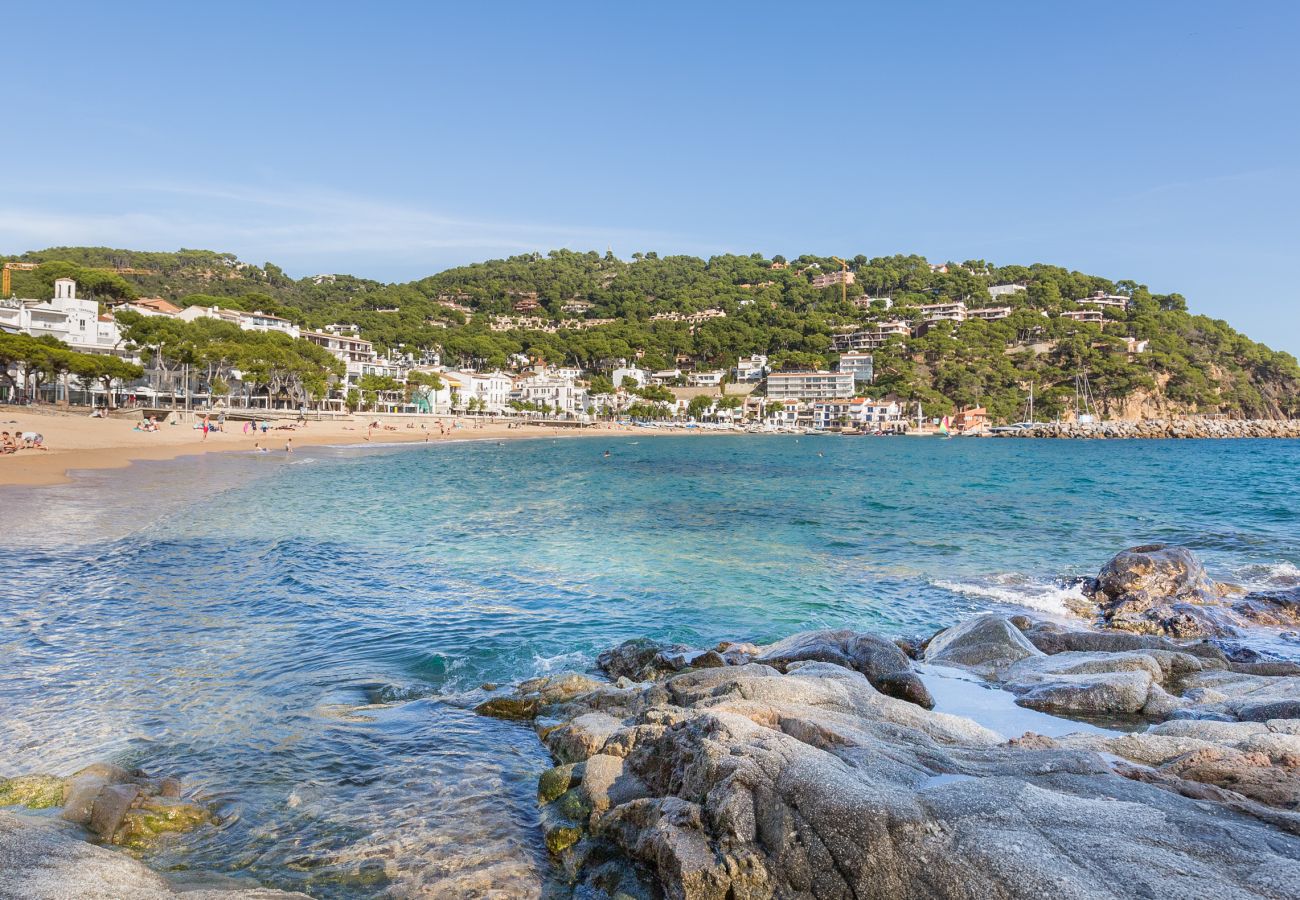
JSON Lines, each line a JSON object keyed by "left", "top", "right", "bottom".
{"left": 932, "top": 574, "right": 1090, "bottom": 619}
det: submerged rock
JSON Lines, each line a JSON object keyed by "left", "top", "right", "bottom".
{"left": 0, "top": 775, "right": 65, "bottom": 810}
{"left": 475, "top": 672, "right": 606, "bottom": 720}
{"left": 0, "top": 763, "right": 214, "bottom": 850}
{"left": 0, "top": 810, "right": 309, "bottom": 898}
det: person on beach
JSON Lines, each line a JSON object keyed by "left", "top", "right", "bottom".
{"left": 1, "top": 432, "right": 16, "bottom": 454}
{"left": 201, "top": 415, "right": 210, "bottom": 441}
{"left": 285, "top": 438, "right": 293, "bottom": 453}
{"left": 20, "top": 432, "right": 46, "bottom": 450}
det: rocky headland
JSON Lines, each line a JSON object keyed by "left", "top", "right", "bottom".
{"left": 477, "top": 544, "right": 1300, "bottom": 899}
{"left": 993, "top": 417, "right": 1300, "bottom": 439}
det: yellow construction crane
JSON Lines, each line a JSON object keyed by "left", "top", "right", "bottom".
{"left": 1, "top": 261, "right": 38, "bottom": 297}
{"left": 830, "top": 256, "right": 850, "bottom": 306}
{"left": 1, "top": 261, "right": 159, "bottom": 298}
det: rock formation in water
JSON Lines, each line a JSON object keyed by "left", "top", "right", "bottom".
{"left": 479, "top": 622, "right": 1300, "bottom": 899}
{"left": 0, "top": 809, "right": 309, "bottom": 900}
{"left": 1075, "top": 543, "right": 1300, "bottom": 641}
{"left": 0, "top": 762, "right": 216, "bottom": 850}
{"left": 0, "top": 763, "right": 309, "bottom": 899}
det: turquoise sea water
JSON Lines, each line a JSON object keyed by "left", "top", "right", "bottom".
{"left": 2, "top": 435, "right": 1299, "bottom": 895}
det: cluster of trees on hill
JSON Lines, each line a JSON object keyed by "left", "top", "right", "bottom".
{"left": 5, "top": 246, "right": 1298, "bottom": 419}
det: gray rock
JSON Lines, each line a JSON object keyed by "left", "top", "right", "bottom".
{"left": 1175, "top": 671, "right": 1300, "bottom": 722}
{"left": 88, "top": 783, "right": 139, "bottom": 840}
{"left": 923, "top": 614, "right": 1044, "bottom": 676}
{"left": 545, "top": 712, "right": 624, "bottom": 764}
{"left": 1009, "top": 670, "right": 1155, "bottom": 715}
{"left": 0, "top": 810, "right": 310, "bottom": 899}
{"left": 1239, "top": 700, "right": 1300, "bottom": 722}
{"left": 59, "top": 775, "right": 107, "bottom": 827}
{"left": 532, "top": 648, "right": 1300, "bottom": 899}
{"left": 756, "top": 629, "right": 934, "bottom": 708}
{"left": 1150, "top": 719, "right": 1270, "bottom": 740}
{"left": 475, "top": 671, "right": 607, "bottom": 720}
{"left": 1022, "top": 622, "right": 1226, "bottom": 660}
{"left": 1004, "top": 649, "right": 1165, "bottom": 681}
{"left": 1091, "top": 545, "right": 1232, "bottom": 638}
{"left": 70, "top": 762, "right": 134, "bottom": 785}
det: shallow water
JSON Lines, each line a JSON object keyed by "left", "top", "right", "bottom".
{"left": 2, "top": 435, "right": 1298, "bottom": 896}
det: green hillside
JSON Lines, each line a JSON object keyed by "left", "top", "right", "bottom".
{"left": 5, "top": 246, "right": 1298, "bottom": 420}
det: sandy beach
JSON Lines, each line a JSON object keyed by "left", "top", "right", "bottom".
{"left": 0, "top": 407, "right": 643, "bottom": 487}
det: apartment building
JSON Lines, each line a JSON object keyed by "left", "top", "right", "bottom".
{"left": 765, "top": 370, "right": 855, "bottom": 402}
{"left": 835, "top": 351, "right": 874, "bottom": 384}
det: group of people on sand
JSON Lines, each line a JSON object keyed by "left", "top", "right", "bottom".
{"left": 134, "top": 416, "right": 161, "bottom": 432}
{"left": 1, "top": 430, "right": 46, "bottom": 453}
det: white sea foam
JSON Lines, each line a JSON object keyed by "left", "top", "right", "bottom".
{"left": 933, "top": 575, "right": 1089, "bottom": 619}
{"left": 530, "top": 648, "right": 593, "bottom": 675}
{"left": 1230, "top": 560, "right": 1300, "bottom": 589}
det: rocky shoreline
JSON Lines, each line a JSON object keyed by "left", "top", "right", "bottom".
{"left": 4, "top": 545, "right": 1297, "bottom": 898}
{"left": 476, "top": 544, "right": 1300, "bottom": 899}
{"left": 991, "top": 417, "right": 1300, "bottom": 439}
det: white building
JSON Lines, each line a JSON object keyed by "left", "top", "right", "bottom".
{"left": 302, "top": 330, "right": 376, "bottom": 364}
{"left": 512, "top": 373, "right": 588, "bottom": 416}
{"left": 860, "top": 399, "right": 904, "bottom": 426}
{"left": 765, "top": 370, "right": 855, "bottom": 402}
{"left": 733, "top": 354, "right": 769, "bottom": 382}
{"left": 917, "top": 302, "right": 968, "bottom": 324}
{"left": 1077, "top": 291, "right": 1129, "bottom": 311}
{"left": 1061, "top": 309, "right": 1105, "bottom": 324}
{"left": 811, "top": 398, "right": 903, "bottom": 430}
{"left": 967, "top": 306, "right": 1012, "bottom": 321}
{"left": 833, "top": 321, "right": 910, "bottom": 351}
{"left": 0, "top": 278, "right": 124, "bottom": 354}
{"left": 466, "top": 371, "right": 513, "bottom": 412}
{"left": 649, "top": 368, "right": 682, "bottom": 385}
{"left": 854, "top": 296, "right": 893, "bottom": 310}
{"left": 835, "top": 352, "right": 874, "bottom": 384}
{"left": 686, "top": 370, "right": 725, "bottom": 387}
{"left": 438, "top": 370, "right": 513, "bottom": 413}
{"left": 178, "top": 305, "right": 301, "bottom": 338}
{"left": 988, "top": 283, "right": 1027, "bottom": 299}
{"left": 611, "top": 365, "right": 649, "bottom": 388}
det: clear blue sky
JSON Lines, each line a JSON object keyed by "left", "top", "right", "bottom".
{"left": 4, "top": 1, "right": 1299, "bottom": 354}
